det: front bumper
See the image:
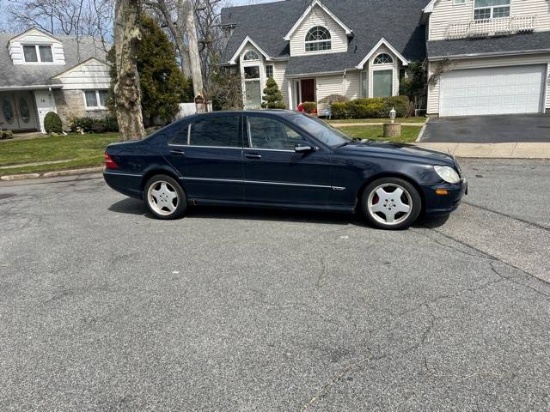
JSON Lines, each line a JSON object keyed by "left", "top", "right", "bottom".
{"left": 423, "top": 177, "right": 467, "bottom": 216}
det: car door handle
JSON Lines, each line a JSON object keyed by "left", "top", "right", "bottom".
{"left": 170, "top": 149, "right": 185, "bottom": 156}
{"left": 246, "top": 153, "right": 262, "bottom": 159}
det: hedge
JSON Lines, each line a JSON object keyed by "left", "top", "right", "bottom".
{"left": 330, "top": 96, "right": 410, "bottom": 119}
{"left": 70, "top": 116, "right": 119, "bottom": 133}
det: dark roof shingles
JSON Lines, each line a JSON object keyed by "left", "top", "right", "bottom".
{"left": 221, "top": 0, "right": 427, "bottom": 71}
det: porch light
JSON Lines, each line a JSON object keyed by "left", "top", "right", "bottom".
{"left": 389, "top": 107, "right": 396, "bottom": 123}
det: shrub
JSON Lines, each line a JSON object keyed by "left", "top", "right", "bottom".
{"left": 330, "top": 102, "right": 349, "bottom": 119}
{"left": 330, "top": 96, "right": 411, "bottom": 119}
{"left": 103, "top": 116, "right": 119, "bottom": 132}
{"left": 262, "top": 77, "right": 286, "bottom": 109}
{"left": 0, "top": 130, "right": 14, "bottom": 140}
{"left": 70, "top": 116, "right": 119, "bottom": 133}
{"left": 302, "top": 101, "right": 317, "bottom": 114}
{"left": 44, "top": 112, "right": 63, "bottom": 133}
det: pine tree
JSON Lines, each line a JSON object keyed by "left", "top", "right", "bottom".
{"left": 108, "top": 14, "right": 192, "bottom": 127}
{"left": 262, "top": 77, "right": 286, "bottom": 109}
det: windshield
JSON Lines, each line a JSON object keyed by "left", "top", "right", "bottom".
{"left": 289, "top": 114, "right": 351, "bottom": 147}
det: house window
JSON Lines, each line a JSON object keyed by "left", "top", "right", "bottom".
{"left": 474, "top": 0, "right": 510, "bottom": 20}
{"left": 266, "top": 65, "right": 274, "bottom": 79}
{"left": 244, "top": 66, "right": 260, "bottom": 79}
{"left": 243, "top": 50, "right": 260, "bottom": 61}
{"left": 374, "top": 53, "right": 394, "bottom": 65}
{"left": 453, "top": 0, "right": 466, "bottom": 4}
{"left": 305, "top": 26, "right": 331, "bottom": 52}
{"left": 84, "top": 90, "right": 108, "bottom": 109}
{"left": 360, "top": 71, "right": 368, "bottom": 98}
{"left": 23, "top": 45, "right": 53, "bottom": 63}
{"left": 373, "top": 70, "right": 393, "bottom": 98}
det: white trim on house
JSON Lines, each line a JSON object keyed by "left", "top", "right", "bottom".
{"left": 228, "top": 36, "right": 272, "bottom": 65}
{"left": 283, "top": 0, "right": 353, "bottom": 41}
{"left": 51, "top": 57, "right": 105, "bottom": 79}
{"left": 9, "top": 28, "right": 61, "bottom": 44}
{"left": 355, "top": 38, "right": 409, "bottom": 69}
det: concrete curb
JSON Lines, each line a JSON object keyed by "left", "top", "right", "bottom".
{"left": 1, "top": 167, "right": 103, "bottom": 181}
{"left": 414, "top": 142, "right": 550, "bottom": 159}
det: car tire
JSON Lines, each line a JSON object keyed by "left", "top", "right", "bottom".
{"left": 361, "top": 177, "right": 421, "bottom": 230}
{"left": 144, "top": 174, "right": 187, "bottom": 220}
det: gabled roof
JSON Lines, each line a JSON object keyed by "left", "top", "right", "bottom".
{"left": 228, "top": 36, "right": 272, "bottom": 65}
{"left": 427, "top": 31, "right": 550, "bottom": 60}
{"left": 0, "top": 32, "right": 107, "bottom": 89}
{"left": 355, "top": 38, "right": 409, "bottom": 69}
{"left": 283, "top": 0, "right": 353, "bottom": 41}
{"left": 221, "top": 0, "right": 427, "bottom": 73}
{"left": 51, "top": 57, "right": 108, "bottom": 79}
{"left": 9, "top": 27, "right": 61, "bottom": 44}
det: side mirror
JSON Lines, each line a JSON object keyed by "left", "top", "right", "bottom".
{"left": 294, "top": 144, "right": 316, "bottom": 153}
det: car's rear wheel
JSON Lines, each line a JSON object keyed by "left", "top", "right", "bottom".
{"left": 144, "top": 175, "right": 187, "bottom": 220}
{"left": 362, "top": 177, "right": 421, "bottom": 230}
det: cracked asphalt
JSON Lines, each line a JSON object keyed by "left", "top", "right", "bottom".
{"left": 0, "top": 159, "right": 549, "bottom": 411}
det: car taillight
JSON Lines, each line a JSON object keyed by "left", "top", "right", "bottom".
{"left": 104, "top": 152, "right": 119, "bottom": 169}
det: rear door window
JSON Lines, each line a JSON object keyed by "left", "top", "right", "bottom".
{"left": 170, "top": 115, "right": 241, "bottom": 147}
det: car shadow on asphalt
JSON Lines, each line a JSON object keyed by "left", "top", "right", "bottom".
{"left": 108, "top": 198, "right": 451, "bottom": 229}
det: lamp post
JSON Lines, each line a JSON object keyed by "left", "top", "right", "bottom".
{"left": 383, "top": 106, "right": 401, "bottom": 138}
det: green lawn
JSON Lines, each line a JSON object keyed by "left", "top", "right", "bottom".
{"left": 328, "top": 117, "right": 426, "bottom": 125}
{"left": 337, "top": 125, "right": 422, "bottom": 143}
{"left": 0, "top": 133, "right": 121, "bottom": 175}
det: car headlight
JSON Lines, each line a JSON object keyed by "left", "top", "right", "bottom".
{"left": 434, "top": 165, "right": 460, "bottom": 184}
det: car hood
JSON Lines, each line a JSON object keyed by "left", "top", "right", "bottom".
{"left": 335, "top": 141, "right": 455, "bottom": 164}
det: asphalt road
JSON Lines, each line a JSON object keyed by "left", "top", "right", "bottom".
{"left": 421, "top": 114, "right": 550, "bottom": 143}
{"left": 1, "top": 159, "right": 549, "bottom": 411}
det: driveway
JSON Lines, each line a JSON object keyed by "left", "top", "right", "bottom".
{"left": 421, "top": 114, "right": 550, "bottom": 143}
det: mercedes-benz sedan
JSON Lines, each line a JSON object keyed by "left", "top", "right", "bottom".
{"left": 103, "top": 110, "right": 467, "bottom": 230}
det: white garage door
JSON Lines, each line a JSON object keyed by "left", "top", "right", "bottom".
{"left": 439, "top": 65, "right": 545, "bottom": 116}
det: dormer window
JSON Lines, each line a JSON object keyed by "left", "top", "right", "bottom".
{"left": 23, "top": 45, "right": 53, "bottom": 63}
{"left": 305, "top": 26, "right": 331, "bottom": 52}
{"left": 474, "top": 0, "right": 510, "bottom": 20}
{"left": 243, "top": 50, "right": 260, "bottom": 61}
{"left": 374, "top": 53, "right": 393, "bottom": 65}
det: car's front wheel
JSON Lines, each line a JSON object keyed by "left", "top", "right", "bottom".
{"left": 362, "top": 177, "right": 421, "bottom": 230}
{"left": 144, "top": 174, "right": 187, "bottom": 219}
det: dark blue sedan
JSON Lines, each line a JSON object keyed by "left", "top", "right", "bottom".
{"left": 103, "top": 110, "right": 467, "bottom": 230}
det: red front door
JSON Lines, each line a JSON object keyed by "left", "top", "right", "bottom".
{"left": 301, "top": 79, "right": 315, "bottom": 103}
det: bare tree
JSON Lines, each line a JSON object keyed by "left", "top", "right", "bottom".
{"left": 146, "top": 0, "right": 204, "bottom": 99}
{"left": 5, "top": 0, "right": 113, "bottom": 41}
{"left": 114, "top": 0, "right": 146, "bottom": 140}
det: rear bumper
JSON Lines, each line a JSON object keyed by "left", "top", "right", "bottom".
{"left": 103, "top": 170, "right": 143, "bottom": 199}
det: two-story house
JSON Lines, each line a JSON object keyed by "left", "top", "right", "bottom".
{"left": 0, "top": 28, "right": 111, "bottom": 133}
{"left": 221, "top": 0, "right": 427, "bottom": 114}
{"left": 424, "top": 0, "right": 550, "bottom": 116}
{"left": 221, "top": 0, "right": 550, "bottom": 117}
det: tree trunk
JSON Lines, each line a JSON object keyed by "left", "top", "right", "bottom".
{"left": 114, "top": 0, "right": 146, "bottom": 140}
{"left": 180, "top": 0, "right": 203, "bottom": 100}
{"left": 156, "top": 0, "right": 191, "bottom": 78}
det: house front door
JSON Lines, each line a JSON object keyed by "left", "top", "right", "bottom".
{"left": 0, "top": 92, "right": 39, "bottom": 132}
{"left": 34, "top": 90, "right": 56, "bottom": 133}
{"left": 301, "top": 79, "right": 315, "bottom": 103}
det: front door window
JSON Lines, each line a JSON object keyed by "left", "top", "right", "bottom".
{"left": 3, "top": 97, "right": 14, "bottom": 124}
{"left": 19, "top": 98, "right": 31, "bottom": 123}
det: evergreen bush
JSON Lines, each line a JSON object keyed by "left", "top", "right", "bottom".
{"left": 44, "top": 112, "right": 63, "bottom": 133}
{"left": 262, "top": 77, "right": 285, "bottom": 109}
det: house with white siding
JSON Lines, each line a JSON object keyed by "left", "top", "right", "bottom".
{"left": 221, "top": 0, "right": 550, "bottom": 117}
{"left": 424, "top": 0, "right": 550, "bottom": 116}
{"left": 0, "top": 28, "right": 110, "bottom": 133}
